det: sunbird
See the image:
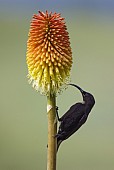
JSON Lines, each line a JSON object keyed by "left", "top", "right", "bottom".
{"left": 56, "top": 84, "right": 95, "bottom": 151}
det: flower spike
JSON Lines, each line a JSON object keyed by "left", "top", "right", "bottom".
{"left": 26, "top": 11, "right": 72, "bottom": 96}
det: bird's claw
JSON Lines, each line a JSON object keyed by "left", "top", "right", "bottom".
{"left": 56, "top": 106, "right": 59, "bottom": 111}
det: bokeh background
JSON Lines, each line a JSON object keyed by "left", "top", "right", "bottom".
{"left": 0, "top": 0, "right": 114, "bottom": 170}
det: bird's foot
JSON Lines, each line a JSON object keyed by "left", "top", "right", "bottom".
{"left": 56, "top": 106, "right": 61, "bottom": 122}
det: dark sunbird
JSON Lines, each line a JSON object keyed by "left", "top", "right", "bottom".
{"left": 56, "top": 84, "right": 95, "bottom": 151}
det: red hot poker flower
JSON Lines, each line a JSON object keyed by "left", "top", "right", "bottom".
{"left": 26, "top": 11, "right": 72, "bottom": 96}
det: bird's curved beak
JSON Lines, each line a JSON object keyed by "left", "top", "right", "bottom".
{"left": 68, "top": 83, "right": 84, "bottom": 95}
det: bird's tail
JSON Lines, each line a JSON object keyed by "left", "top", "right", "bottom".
{"left": 57, "top": 138, "right": 62, "bottom": 152}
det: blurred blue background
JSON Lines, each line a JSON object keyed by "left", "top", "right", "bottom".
{"left": 0, "top": 0, "right": 114, "bottom": 170}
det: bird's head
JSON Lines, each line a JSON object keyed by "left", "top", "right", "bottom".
{"left": 69, "top": 83, "right": 95, "bottom": 107}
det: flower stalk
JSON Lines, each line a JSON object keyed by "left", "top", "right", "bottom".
{"left": 47, "top": 94, "right": 57, "bottom": 170}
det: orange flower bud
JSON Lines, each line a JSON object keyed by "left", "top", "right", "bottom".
{"left": 26, "top": 11, "right": 72, "bottom": 96}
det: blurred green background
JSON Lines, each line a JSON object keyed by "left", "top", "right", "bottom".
{"left": 0, "top": 0, "right": 114, "bottom": 170}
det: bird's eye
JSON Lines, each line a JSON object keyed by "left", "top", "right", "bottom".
{"left": 83, "top": 91, "right": 86, "bottom": 96}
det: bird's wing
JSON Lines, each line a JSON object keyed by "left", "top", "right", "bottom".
{"left": 58, "top": 103, "right": 88, "bottom": 139}
{"left": 60, "top": 102, "right": 84, "bottom": 121}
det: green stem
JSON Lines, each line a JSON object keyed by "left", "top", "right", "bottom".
{"left": 47, "top": 94, "right": 57, "bottom": 170}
